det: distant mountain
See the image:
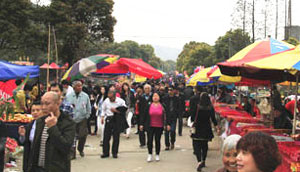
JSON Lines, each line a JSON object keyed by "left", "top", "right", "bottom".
{"left": 153, "top": 45, "right": 181, "bottom": 62}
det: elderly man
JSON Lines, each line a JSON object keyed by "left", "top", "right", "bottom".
{"left": 138, "top": 84, "right": 153, "bottom": 148}
{"left": 101, "top": 90, "right": 128, "bottom": 159}
{"left": 24, "top": 92, "right": 75, "bottom": 172}
{"left": 66, "top": 80, "right": 91, "bottom": 157}
{"left": 50, "top": 82, "right": 75, "bottom": 159}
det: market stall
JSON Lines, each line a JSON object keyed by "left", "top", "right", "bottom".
{"left": 0, "top": 61, "right": 39, "bottom": 139}
{"left": 214, "top": 39, "right": 300, "bottom": 172}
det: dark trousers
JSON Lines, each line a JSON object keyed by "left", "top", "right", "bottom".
{"left": 0, "top": 137, "right": 6, "bottom": 172}
{"left": 31, "top": 166, "right": 46, "bottom": 172}
{"left": 103, "top": 117, "right": 120, "bottom": 156}
{"left": 193, "top": 140, "right": 208, "bottom": 162}
{"left": 0, "top": 146, "right": 4, "bottom": 172}
{"left": 165, "top": 120, "right": 176, "bottom": 147}
{"left": 76, "top": 119, "right": 88, "bottom": 153}
{"left": 87, "top": 115, "right": 98, "bottom": 134}
{"left": 147, "top": 127, "right": 163, "bottom": 155}
{"left": 137, "top": 115, "right": 146, "bottom": 146}
{"left": 177, "top": 113, "right": 183, "bottom": 135}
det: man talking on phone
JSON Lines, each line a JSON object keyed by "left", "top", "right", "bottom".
{"left": 23, "top": 92, "right": 75, "bottom": 172}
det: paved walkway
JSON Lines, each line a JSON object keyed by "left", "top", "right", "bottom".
{"left": 71, "top": 126, "right": 223, "bottom": 172}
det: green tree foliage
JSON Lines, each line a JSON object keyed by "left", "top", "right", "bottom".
{"left": 176, "top": 29, "right": 251, "bottom": 75}
{"left": 96, "top": 40, "right": 155, "bottom": 62}
{"left": 214, "top": 29, "right": 251, "bottom": 63}
{"left": 0, "top": 0, "right": 116, "bottom": 65}
{"left": 176, "top": 42, "right": 214, "bottom": 75}
{"left": 162, "top": 60, "right": 176, "bottom": 72}
{"left": 47, "top": 0, "right": 116, "bottom": 64}
{"left": 285, "top": 37, "right": 300, "bottom": 46}
{"left": 0, "top": 0, "right": 47, "bottom": 61}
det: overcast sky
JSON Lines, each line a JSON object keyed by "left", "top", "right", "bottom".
{"left": 113, "top": 0, "right": 300, "bottom": 49}
{"left": 38, "top": 0, "right": 300, "bottom": 49}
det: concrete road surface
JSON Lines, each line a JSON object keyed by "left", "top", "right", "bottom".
{"left": 71, "top": 126, "right": 223, "bottom": 172}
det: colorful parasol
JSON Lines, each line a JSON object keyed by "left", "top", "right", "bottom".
{"left": 207, "top": 66, "right": 270, "bottom": 86}
{"left": 218, "top": 38, "right": 295, "bottom": 79}
{"left": 186, "top": 67, "right": 215, "bottom": 86}
{"left": 61, "top": 54, "right": 119, "bottom": 81}
{"left": 207, "top": 66, "right": 241, "bottom": 83}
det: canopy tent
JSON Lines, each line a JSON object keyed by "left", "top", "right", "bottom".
{"left": 218, "top": 38, "right": 295, "bottom": 81}
{"left": 0, "top": 61, "right": 40, "bottom": 80}
{"left": 94, "top": 62, "right": 129, "bottom": 75}
{"left": 40, "top": 62, "right": 61, "bottom": 69}
{"left": 116, "top": 58, "right": 163, "bottom": 79}
{"left": 92, "top": 58, "right": 163, "bottom": 79}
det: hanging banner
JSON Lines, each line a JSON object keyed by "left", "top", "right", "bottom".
{"left": 0, "top": 80, "right": 17, "bottom": 102}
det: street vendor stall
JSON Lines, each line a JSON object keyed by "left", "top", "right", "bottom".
{"left": 0, "top": 61, "right": 39, "bottom": 139}
{"left": 214, "top": 39, "right": 300, "bottom": 172}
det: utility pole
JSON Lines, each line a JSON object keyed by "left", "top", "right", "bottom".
{"left": 228, "top": 38, "right": 232, "bottom": 58}
{"left": 264, "top": 0, "right": 267, "bottom": 38}
{"left": 52, "top": 26, "right": 59, "bottom": 82}
{"left": 243, "top": 0, "right": 246, "bottom": 35}
{"left": 289, "top": 0, "right": 292, "bottom": 38}
{"left": 275, "top": 0, "right": 278, "bottom": 39}
{"left": 47, "top": 24, "right": 51, "bottom": 91}
{"left": 285, "top": 0, "right": 287, "bottom": 39}
{"left": 252, "top": 0, "right": 255, "bottom": 43}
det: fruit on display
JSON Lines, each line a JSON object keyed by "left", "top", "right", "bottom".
{"left": 0, "top": 113, "right": 33, "bottom": 123}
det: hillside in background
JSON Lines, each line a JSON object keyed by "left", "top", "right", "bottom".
{"left": 154, "top": 45, "right": 181, "bottom": 61}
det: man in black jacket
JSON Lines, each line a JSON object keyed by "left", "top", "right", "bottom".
{"left": 175, "top": 86, "right": 185, "bottom": 136}
{"left": 163, "top": 86, "right": 180, "bottom": 150}
{"left": 138, "top": 84, "right": 153, "bottom": 148}
{"left": 22, "top": 92, "right": 76, "bottom": 172}
{"left": 0, "top": 121, "right": 6, "bottom": 172}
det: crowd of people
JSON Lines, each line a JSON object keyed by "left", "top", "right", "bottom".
{"left": 0, "top": 77, "right": 294, "bottom": 172}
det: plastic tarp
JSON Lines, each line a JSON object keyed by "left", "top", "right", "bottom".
{"left": 0, "top": 61, "right": 39, "bottom": 80}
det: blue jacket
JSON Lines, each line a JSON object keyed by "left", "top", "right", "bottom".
{"left": 66, "top": 91, "right": 91, "bottom": 123}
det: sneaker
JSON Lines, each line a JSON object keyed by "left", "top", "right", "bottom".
{"left": 147, "top": 154, "right": 152, "bottom": 162}
{"left": 197, "top": 162, "right": 202, "bottom": 172}
{"left": 155, "top": 155, "right": 160, "bottom": 161}
{"left": 171, "top": 144, "right": 175, "bottom": 150}
{"left": 199, "top": 161, "right": 206, "bottom": 168}
{"left": 165, "top": 147, "right": 170, "bottom": 151}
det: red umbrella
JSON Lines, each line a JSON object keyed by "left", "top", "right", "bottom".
{"left": 49, "top": 62, "right": 60, "bottom": 69}
{"left": 40, "top": 63, "right": 49, "bottom": 69}
{"left": 117, "top": 58, "right": 163, "bottom": 79}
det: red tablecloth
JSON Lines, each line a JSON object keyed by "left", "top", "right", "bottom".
{"left": 214, "top": 106, "right": 252, "bottom": 118}
{"left": 275, "top": 141, "right": 300, "bottom": 172}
